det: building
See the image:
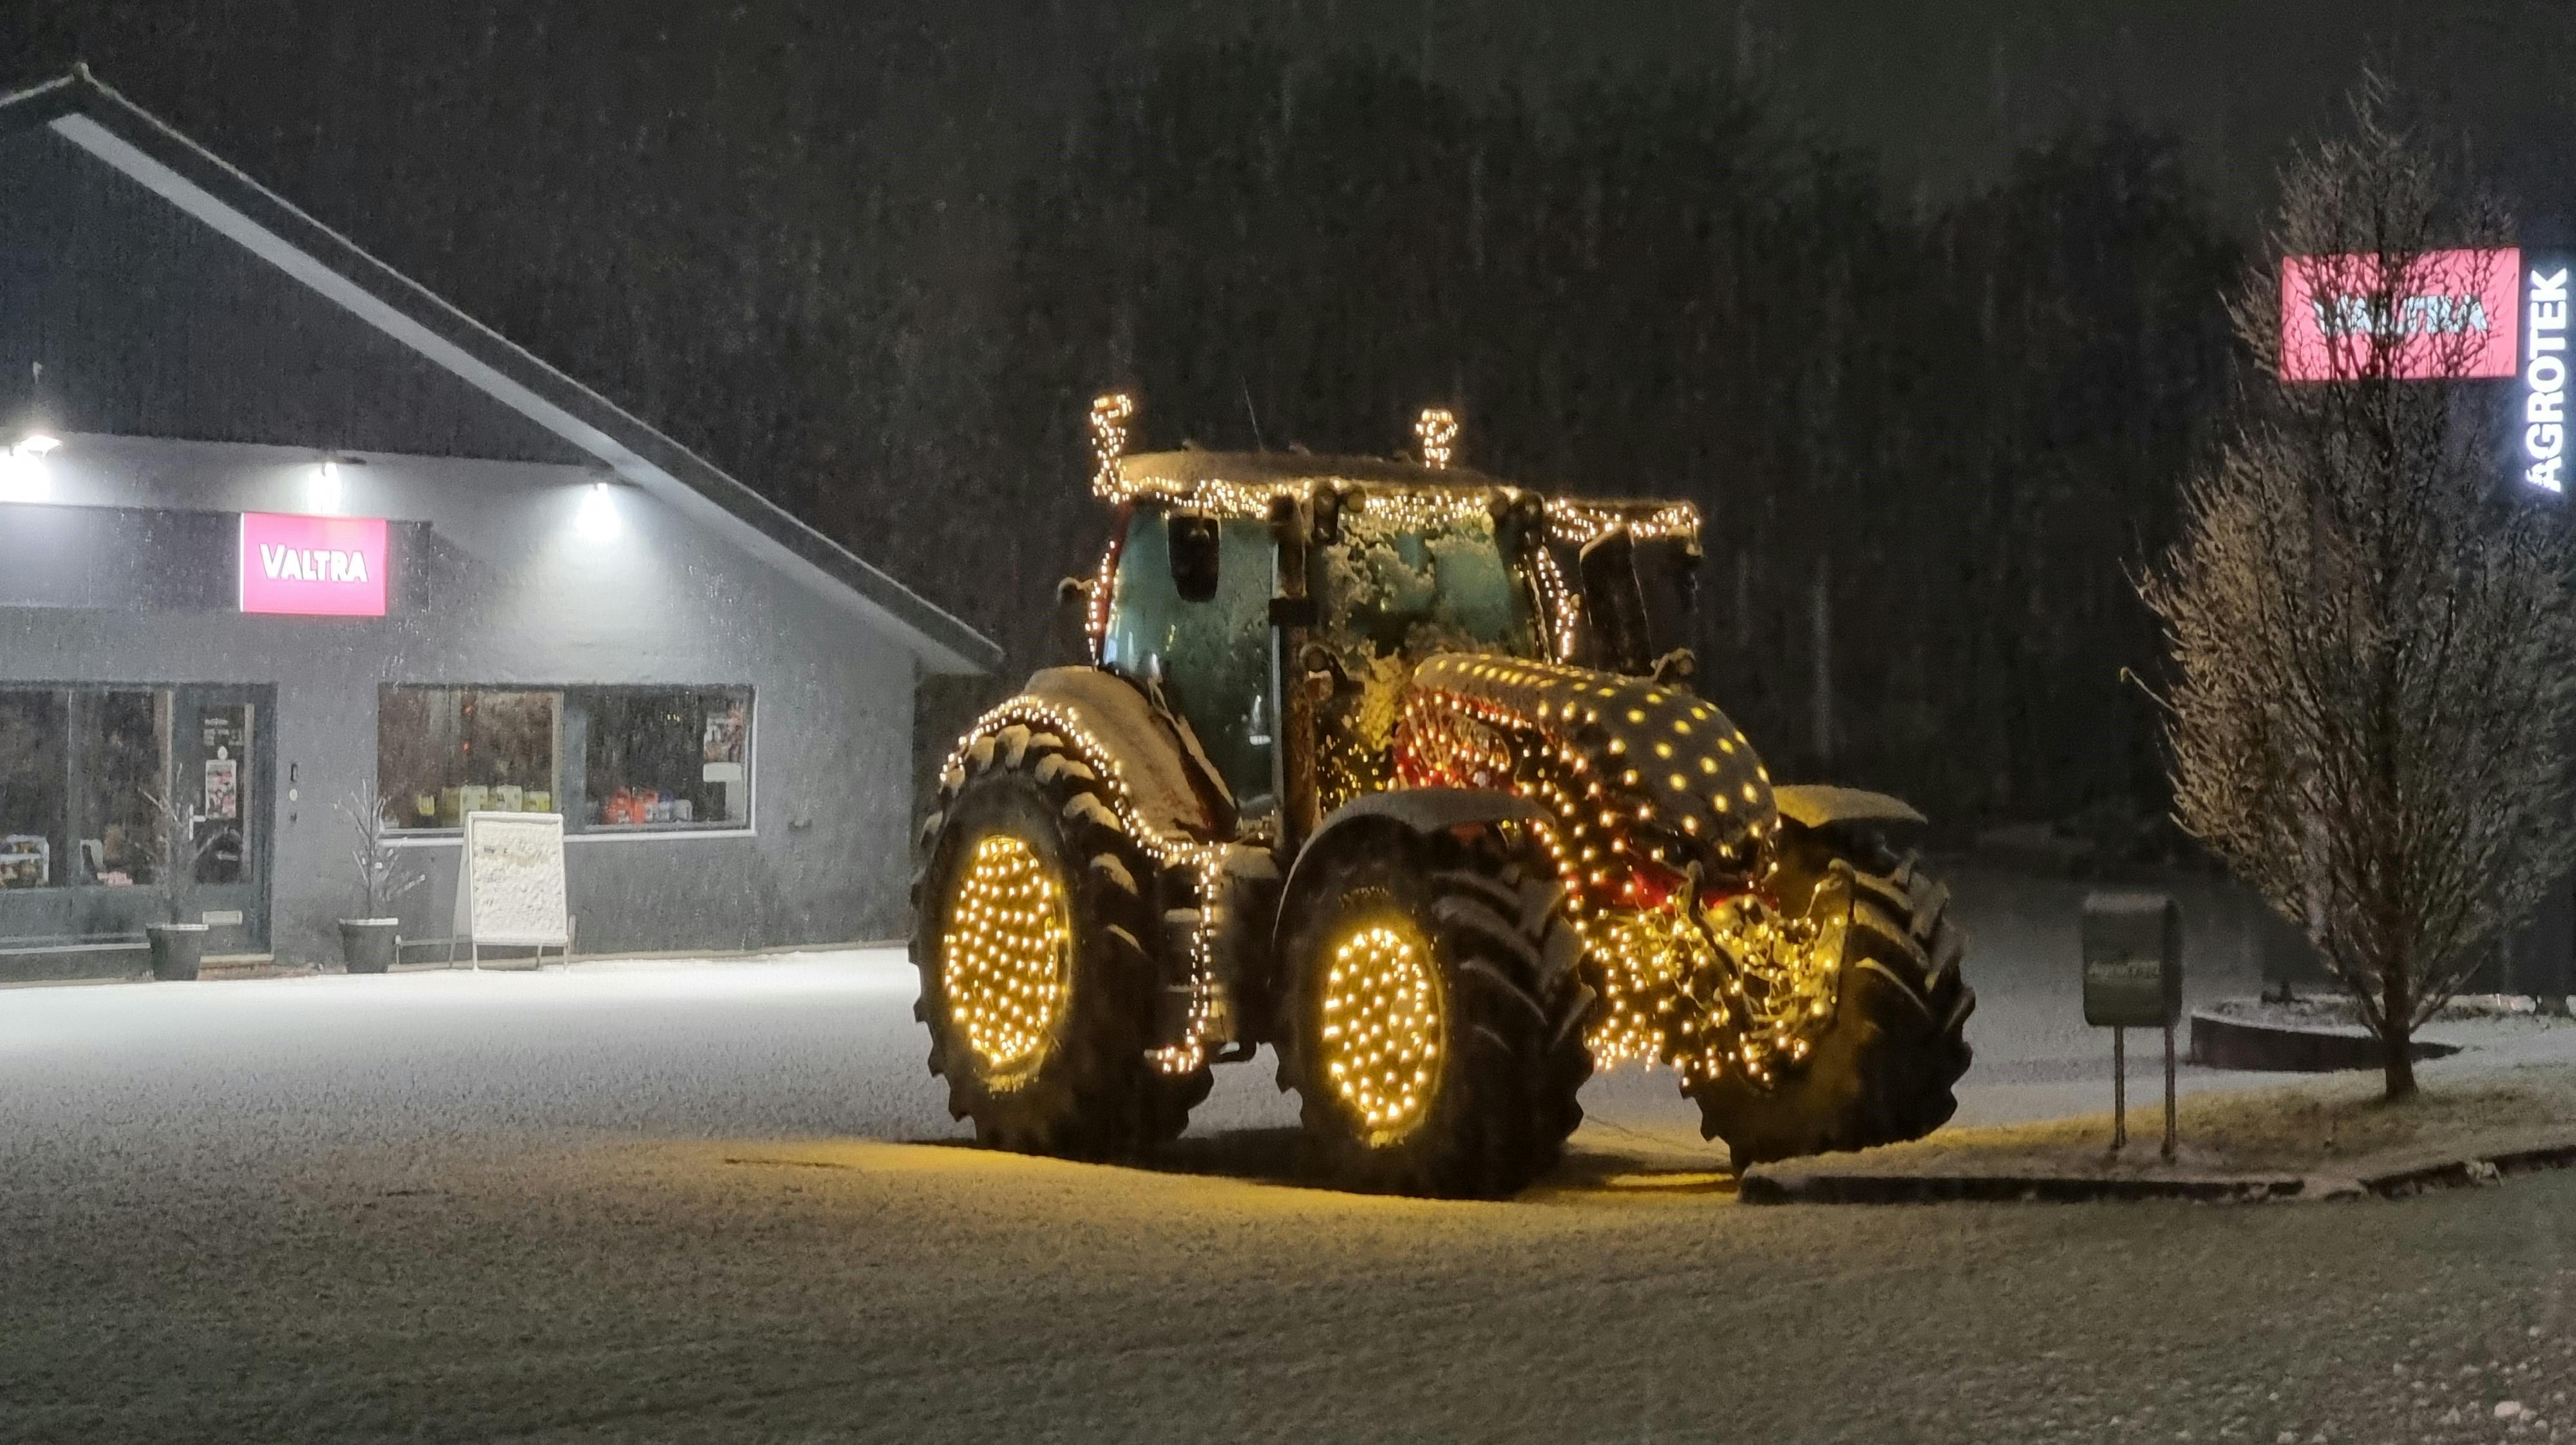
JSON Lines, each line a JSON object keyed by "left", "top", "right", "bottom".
{"left": 0, "top": 70, "right": 998, "bottom": 978}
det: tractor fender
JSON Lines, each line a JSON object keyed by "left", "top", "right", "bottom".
{"left": 1273, "top": 788, "right": 1545, "bottom": 950}
{"left": 945, "top": 667, "right": 1231, "bottom": 845}
{"left": 1769, "top": 784, "right": 1926, "bottom": 831}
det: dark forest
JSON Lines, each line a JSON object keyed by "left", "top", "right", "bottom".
{"left": 4, "top": 5, "right": 2250, "bottom": 845}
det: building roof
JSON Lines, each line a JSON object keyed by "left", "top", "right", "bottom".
{"left": 0, "top": 68, "right": 1000, "bottom": 675}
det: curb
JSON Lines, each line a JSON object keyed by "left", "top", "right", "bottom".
{"left": 1741, "top": 1133, "right": 2576, "bottom": 1205}
{"left": 2190, "top": 1008, "right": 2462, "bottom": 1073}
{"left": 1738, "top": 1171, "right": 2308, "bottom": 1205}
{"left": 2361, "top": 1138, "right": 2576, "bottom": 1197}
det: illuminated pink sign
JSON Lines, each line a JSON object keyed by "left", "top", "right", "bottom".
{"left": 238, "top": 513, "right": 388, "bottom": 616}
{"left": 2280, "top": 248, "right": 2520, "bottom": 382}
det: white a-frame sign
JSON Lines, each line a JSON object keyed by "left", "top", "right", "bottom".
{"left": 451, "top": 811, "right": 572, "bottom": 967}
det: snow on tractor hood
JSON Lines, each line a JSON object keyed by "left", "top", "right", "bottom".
{"left": 1396, "top": 653, "right": 1778, "bottom": 864}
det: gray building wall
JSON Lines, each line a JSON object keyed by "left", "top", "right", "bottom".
{"left": 0, "top": 432, "right": 918, "bottom": 964}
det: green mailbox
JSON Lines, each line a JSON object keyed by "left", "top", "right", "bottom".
{"left": 2082, "top": 891, "right": 2182, "bottom": 1029}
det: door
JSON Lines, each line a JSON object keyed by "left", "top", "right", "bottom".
{"left": 171, "top": 685, "right": 274, "bottom": 954}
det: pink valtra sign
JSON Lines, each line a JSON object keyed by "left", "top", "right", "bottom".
{"left": 2279, "top": 247, "right": 2521, "bottom": 382}
{"left": 238, "top": 513, "right": 389, "bottom": 616}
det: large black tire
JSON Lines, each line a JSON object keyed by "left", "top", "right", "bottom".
{"left": 1687, "top": 842, "right": 1974, "bottom": 1168}
{"left": 1275, "top": 825, "right": 1595, "bottom": 1198}
{"left": 911, "top": 722, "right": 1209, "bottom": 1160}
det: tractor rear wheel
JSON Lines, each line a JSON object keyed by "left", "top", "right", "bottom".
{"left": 1687, "top": 840, "right": 1973, "bottom": 1167}
{"left": 1275, "top": 826, "right": 1593, "bottom": 1198}
{"left": 911, "top": 723, "right": 1208, "bottom": 1159}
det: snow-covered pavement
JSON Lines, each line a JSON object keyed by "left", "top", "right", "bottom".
{"left": 0, "top": 933, "right": 2320, "bottom": 1175}
{"left": 5, "top": 917, "right": 2574, "bottom": 1444}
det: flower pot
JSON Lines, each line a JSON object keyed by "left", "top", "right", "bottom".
{"left": 146, "top": 922, "right": 209, "bottom": 981}
{"left": 339, "top": 918, "right": 402, "bottom": 974}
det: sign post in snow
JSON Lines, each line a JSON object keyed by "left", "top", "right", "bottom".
{"left": 2083, "top": 892, "right": 2184, "bottom": 1159}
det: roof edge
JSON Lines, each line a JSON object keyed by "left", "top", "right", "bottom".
{"left": 0, "top": 68, "right": 1001, "bottom": 675}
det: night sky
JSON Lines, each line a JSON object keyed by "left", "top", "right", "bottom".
{"left": 7, "top": 0, "right": 2571, "bottom": 831}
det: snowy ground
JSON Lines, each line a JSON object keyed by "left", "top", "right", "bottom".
{"left": 5, "top": 894, "right": 2575, "bottom": 1443}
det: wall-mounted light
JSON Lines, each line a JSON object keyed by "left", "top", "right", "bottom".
{"left": 574, "top": 479, "right": 621, "bottom": 540}
{"left": 309, "top": 458, "right": 345, "bottom": 514}
{"left": 305, "top": 453, "right": 367, "bottom": 514}
{"left": 0, "top": 433, "right": 59, "bottom": 504}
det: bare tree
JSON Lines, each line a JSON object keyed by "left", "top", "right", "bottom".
{"left": 2144, "top": 77, "right": 2576, "bottom": 1100}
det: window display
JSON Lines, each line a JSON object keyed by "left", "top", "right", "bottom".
{"left": 0, "top": 686, "right": 179, "bottom": 890}
{"left": 374, "top": 685, "right": 750, "bottom": 833}
{"left": 0, "top": 689, "right": 67, "bottom": 890}
{"left": 72, "top": 690, "right": 166, "bottom": 887}
{"left": 377, "top": 687, "right": 561, "bottom": 830}
{"left": 580, "top": 687, "right": 752, "bottom": 830}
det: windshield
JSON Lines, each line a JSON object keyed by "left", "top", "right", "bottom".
{"left": 1309, "top": 499, "right": 1541, "bottom": 806}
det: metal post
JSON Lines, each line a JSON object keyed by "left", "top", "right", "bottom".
{"left": 2162, "top": 1020, "right": 2178, "bottom": 1161}
{"left": 2112, "top": 1025, "right": 2126, "bottom": 1151}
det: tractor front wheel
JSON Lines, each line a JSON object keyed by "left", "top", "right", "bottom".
{"left": 911, "top": 724, "right": 1207, "bottom": 1160}
{"left": 1276, "top": 826, "right": 1593, "bottom": 1198}
{"left": 1687, "top": 841, "right": 1973, "bottom": 1167}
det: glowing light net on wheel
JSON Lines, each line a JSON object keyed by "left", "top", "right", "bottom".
{"left": 943, "top": 834, "right": 1071, "bottom": 1072}
{"left": 1321, "top": 923, "right": 1443, "bottom": 1135}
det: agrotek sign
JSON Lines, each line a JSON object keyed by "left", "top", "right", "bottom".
{"left": 2526, "top": 264, "right": 2569, "bottom": 492}
{"left": 2279, "top": 247, "right": 2573, "bottom": 493}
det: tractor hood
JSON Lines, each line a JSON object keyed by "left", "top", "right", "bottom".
{"left": 1399, "top": 654, "right": 1777, "bottom": 863}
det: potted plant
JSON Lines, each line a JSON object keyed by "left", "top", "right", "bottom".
{"left": 138, "top": 786, "right": 229, "bottom": 981}
{"left": 337, "top": 780, "right": 422, "bottom": 974}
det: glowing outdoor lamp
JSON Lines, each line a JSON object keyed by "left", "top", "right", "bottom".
{"left": 0, "top": 432, "right": 59, "bottom": 503}
{"left": 309, "top": 458, "right": 345, "bottom": 513}
{"left": 574, "top": 478, "right": 621, "bottom": 540}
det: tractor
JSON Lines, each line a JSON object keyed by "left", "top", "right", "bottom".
{"left": 911, "top": 398, "right": 1973, "bottom": 1197}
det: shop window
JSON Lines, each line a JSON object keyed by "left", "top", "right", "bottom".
{"left": 0, "top": 688, "right": 67, "bottom": 889}
{"left": 0, "top": 687, "right": 176, "bottom": 889}
{"left": 577, "top": 687, "right": 752, "bottom": 830}
{"left": 377, "top": 687, "right": 561, "bottom": 831}
{"left": 73, "top": 690, "right": 167, "bottom": 887}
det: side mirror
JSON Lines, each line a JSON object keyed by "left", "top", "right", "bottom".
{"left": 1578, "top": 526, "right": 1651, "bottom": 674}
{"left": 1630, "top": 534, "right": 1701, "bottom": 659}
{"left": 1167, "top": 513, "right": 1221, "bottom": 603}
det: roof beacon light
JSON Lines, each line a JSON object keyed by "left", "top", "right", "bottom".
{"left": 1416, "top": 407, "right": 1459, "bottom": 470}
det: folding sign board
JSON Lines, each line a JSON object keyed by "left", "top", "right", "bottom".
{"left": 453, "top": 811, "right": 569, "bottom": 951}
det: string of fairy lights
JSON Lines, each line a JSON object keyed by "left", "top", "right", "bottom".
{"left": 1081, "top": 393, "right": 1701, "bottom": 548}
{"left": 1319, "top": 922, "right": 1443, "bottom": 1134}
{"left": 1414, "top": 407, "right": 1459, "bottom": 469}
{"left": 940, "top": 833, "right": 1072, "bottom": 1075}
{"left": 933, "top": 393, "right": 1834, "bottom": 1096}
{"left": 1391, "top": 654, "right": 1837, "bottom": 1088}
{"left": 1528, "top": 546, "right": 1581, "bottom": 661}
{"left": 936, "top": 701, "right": 1231, "bottom": 1076}
{"left": 1088, "top": 392, "right": 1134, "bottom": 499}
